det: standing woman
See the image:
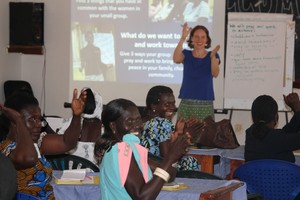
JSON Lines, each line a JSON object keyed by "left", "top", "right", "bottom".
{"left": 173, "top": 22, "right": 220, "bottom": 121}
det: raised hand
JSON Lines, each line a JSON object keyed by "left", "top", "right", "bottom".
{"left": 210, "top": 45, "right": 221, "bottom": 77}
{"left": 185, "top": 121, "right": 205, "bottom": 144}
{"left": 175, "top": 117, "right": 185, "bottom": 135}
{"left": 71, "top": 88, "right": 87, "bottom": 116}
{"left": 0, "top": 104, "right": 22, "bottom": 125}
{"left": 284, "top": 93, "right": 300, "bottom": 112}
{"left": 211, "top": 45, "right": 221, "bottom": 64}
{"left": 210, "top": 45, "right": 220, "bottom": 58}
{"left": 181, "top": 22, "right": 192, "bottom": 40}
{"left": 185, "top": 116, "right": 199, "bottom": 128}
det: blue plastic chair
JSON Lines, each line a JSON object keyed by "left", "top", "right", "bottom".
{"left": 233, "top": 159, "right": 300, "bottom": 200}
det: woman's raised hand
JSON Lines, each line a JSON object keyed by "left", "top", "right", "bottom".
{"left": 284, "top": 93, "right": 300, "bottom": 112}
{"left": 0, "top": 104, "right": 22, "bottom": 125}
{"left": 71, "top": 88, "right": 87, "bottom": 116}
{"left": 181, "top": 22, "right": 192, "bottom": 40}
{"left": 175, "top": 117, "right": 185, "bottom": 134}
{"left": 210, "top": 45, "right": 220, "bottom": 63}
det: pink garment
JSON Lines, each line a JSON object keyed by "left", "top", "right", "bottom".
{"left": 118, "top": 142, "right": 149, "bottom": 186}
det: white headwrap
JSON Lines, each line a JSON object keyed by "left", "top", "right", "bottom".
{"left": 82, "top": 89, "right": 103, "bottom": 120}
{"left": 58, "top": 89, "right": 103, "bottom": 134}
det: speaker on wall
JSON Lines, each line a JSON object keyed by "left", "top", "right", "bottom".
{"left": 8, "top": 2, "right": 44, "bottom": 54}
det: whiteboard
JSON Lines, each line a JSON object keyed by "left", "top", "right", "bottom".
{"left": 224, "top": 12, "right": 295, "bottom": 111}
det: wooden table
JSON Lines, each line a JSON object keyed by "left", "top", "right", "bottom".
{"left": 52, "top": 171, "right": 247, "bottom": 200}
{"left": 187, "top": 146, "right": 245, "bottom": 179}
{"left": 200, "top": 182, "right": 245, "bottom": 200}
{"left": 186, "top": 153, "right": 218, "bottom": 174}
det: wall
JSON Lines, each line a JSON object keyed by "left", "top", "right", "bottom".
{"left": 0, "top": 0, "right": 297, "bottom": 145}
{"left": 0, "top": 0, "right": 72, "bottom": 118}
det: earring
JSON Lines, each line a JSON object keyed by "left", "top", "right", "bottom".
{"left": 153, "top": 109, "right": 156, "bottom": 113}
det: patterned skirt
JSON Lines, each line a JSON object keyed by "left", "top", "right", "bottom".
{"left": 177, "top": 99, "right": 214, "bottom": 122}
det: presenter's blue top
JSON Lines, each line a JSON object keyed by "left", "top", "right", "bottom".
{"left": 179, "top": 49, "right": 220, "bottom": 100}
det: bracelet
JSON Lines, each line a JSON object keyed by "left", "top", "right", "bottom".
{"left": 153, "top": 167, "right": 170, "bottom": 182}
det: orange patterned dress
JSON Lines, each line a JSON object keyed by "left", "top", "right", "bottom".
{"left": 0, "top": 136, "right": 55, "bottom": 199}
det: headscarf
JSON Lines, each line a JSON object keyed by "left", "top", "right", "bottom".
{"left": 82, "top": 88, "right": 103, "bottom": 120}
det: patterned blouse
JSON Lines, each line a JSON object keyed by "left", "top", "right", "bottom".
{"left": 141, "top": 117, "right": 173, "bottom": 156}
{"left": 0, "top": 133, "right": 54, "bottom": 200}
{"left": 140, "top": 117, "right": 199, "bottom": 171}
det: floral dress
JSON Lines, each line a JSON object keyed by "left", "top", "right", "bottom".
{"left": 0, "top": 133, "right": 54, "bottom": 200}
{"left": 140, "top": 117, "right": 199, "bottom": 171}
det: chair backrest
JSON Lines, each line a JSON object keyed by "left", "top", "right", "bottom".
{"left": 4, "top": 80, "right": 33, "bottom": 100}
{"left": 233, "top": 159, "right": 300, "bottom": 200}
{"left": 46, "top": 154, "right": 99, "bottom": 172}
{"left": 15, "top": 192, "right": 40, "bottom": 200}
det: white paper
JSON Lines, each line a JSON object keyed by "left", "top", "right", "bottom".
{"left": 60, "top": 169, "right": 87, "bottom": 180}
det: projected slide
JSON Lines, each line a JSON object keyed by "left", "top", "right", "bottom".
{"left": 71, "top": 0, "right": 214, "bottom": 84}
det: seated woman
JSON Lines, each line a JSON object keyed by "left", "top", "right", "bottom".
{"left": 94, "top": 98, "right": 189, "bottom": 199}
{"left": 58, "top": 87, "right": 103, "bottom": 165}
{"left": 245, "top": 92, "right": 300, "bottom": 162}
{"left": 0, "top": 89, "right": 86, "bottom": 199}
{"left": 140, "top": 85, "right": 199, "bottom": 171}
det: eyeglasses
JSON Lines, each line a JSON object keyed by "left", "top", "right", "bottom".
{"left": 25, "top": 116, "right": 48, "bottom": 128}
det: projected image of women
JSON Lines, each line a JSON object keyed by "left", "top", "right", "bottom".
{"left": 149, "top": 0, "right": 211, "bottom": 24}
{"left": 149, "top": 0, "right": 163, "bottom": 20}
{"left": 183, "top": 0, "right": 209, "bottom": 23}
{"left": 80, "top": 31, "right": 107, "bottom": 81}
{"left": 151, "top": 0, "right": 176, "bottom": 22}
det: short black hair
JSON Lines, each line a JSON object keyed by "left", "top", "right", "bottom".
{"left": 251, "top": 95, "right": 278, "bottom": 139}
{"left": 251, "top": 95, "right": 278, "bottom": 124}
{"left": 4, "top": 91, "right": 39, "bottom": 111}
{"left": 146, "top": 85, "right": 173, "bottom": 111}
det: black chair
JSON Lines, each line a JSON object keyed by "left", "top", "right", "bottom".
{"left": 4, "top": 80, "right": 33, "bottom": 99}
{"left": 46, "top": 154, "right": 99, "bottom": 172}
